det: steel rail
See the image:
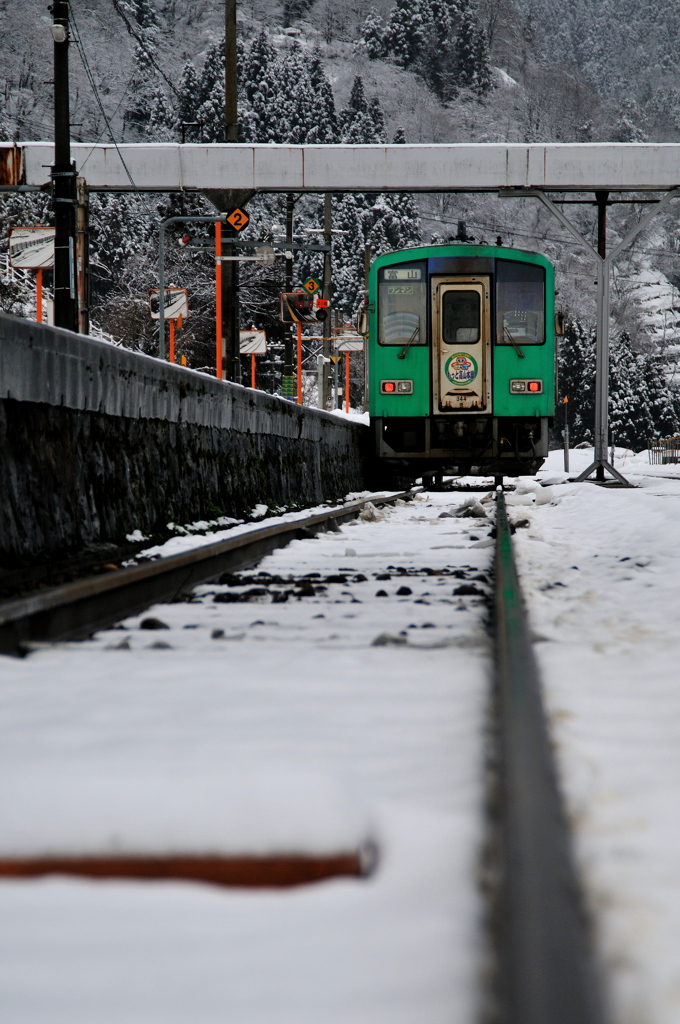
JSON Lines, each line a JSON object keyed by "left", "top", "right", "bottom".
{"left": 0, "top": 492, "right": 409, "bottom": 656}
{"left": 493, "top": 489, "right": 605, "bottom": 1024}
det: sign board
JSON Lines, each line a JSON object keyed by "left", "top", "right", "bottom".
{"left": 226, "top": 207, "right": 250, "bottom": 232}
{"left": 302, "top": 276, "right": 321, "bottom": 295}
{"left": 333, "top": 328, "right": 365, "bottom": 352}
{"left": 333, "top": 336, "right": 365, "bottom": 352}
{"left": 9, "top": 226, "right": 55, "bottom": 269}
{"left": 148, "top": 287, "right": 189, "bottom": 320}
{"left": 240, "top": 329, "right": 267, "bottom": 354}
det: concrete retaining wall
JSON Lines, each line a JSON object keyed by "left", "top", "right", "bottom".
{"left": 0, "top": 314, "right": 369, "bottom": 567}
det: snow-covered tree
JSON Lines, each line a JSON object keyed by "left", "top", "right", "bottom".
{"left": 355, "top": 9, "right": 387, "bottom": 60}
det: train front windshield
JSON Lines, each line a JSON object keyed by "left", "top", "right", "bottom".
{"left": 378, "top": 263, "right": 428, "bottom": 346}
{"left": 496, "top": 260, "right": 545, "bottom": 345}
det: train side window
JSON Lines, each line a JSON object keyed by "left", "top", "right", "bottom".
{"left": 378, "top": 263, "right": 428, "bottom": 346}
{"left": 496, "top": 261, "right": 545, "bottom": 345}
{"left": 442, "top": 290, "right": 480, "bottom": 345}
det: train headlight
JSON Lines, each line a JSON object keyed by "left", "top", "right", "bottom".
{"left": 510, "top": 379, "right": 543, "bottom": 394}
{"left": 380, "top": 380, "right": 413, "bottom": 394}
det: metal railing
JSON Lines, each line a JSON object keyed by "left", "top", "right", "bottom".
{"left": 648, "top": 436, "right": 680, "bottom": 464}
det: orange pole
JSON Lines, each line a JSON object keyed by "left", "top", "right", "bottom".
{"left": 36, "top": 268, "right": 43, "bottom": 323}
{"left": 251, "top": 352, "right": 256, "bottom": 389}
{"left": 215, "top": 221, "right": 222, "bottom": 379}
{"left": 169, "top": 319, "right": 175, "bottom": 363}
{"left": 296, "top": 321, "right": 303, "bottom": 404}
{"left": 345, "top": 351, "right": 350, "bottom": 413}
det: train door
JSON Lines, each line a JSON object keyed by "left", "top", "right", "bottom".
{"left": 432, "top": 277, "right": 491, "bottom": 412}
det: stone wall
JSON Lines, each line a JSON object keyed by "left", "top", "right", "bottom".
{"left": 0, "top": 314, "right": 369, "bottom": 567}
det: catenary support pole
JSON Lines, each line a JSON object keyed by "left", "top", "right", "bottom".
{"left": 222, "top": 0, "right": 240, "bottom": 382}
{"left": 51, "top": 0, "right": 78, "bottom": 332}
{"left": 215, "top": 220, "right": 222, "bottom": 378}
{"left": 594, "top": 192, "right": 609, "bottom": 482}
{"left": 501, "top": 188, "right": 680, "bottom": 484}
{"left": 322, "top": 194, "right": 332, "bottom": 409}
{"left": 76, "top": 176, "right": 89, "bottom": 334}
{"left": 224, "top": 0, "right": 238, "bottom": 143}
{"left": 283, "top": 193, "right": 295, "bottom": 393}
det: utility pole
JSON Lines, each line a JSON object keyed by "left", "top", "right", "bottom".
{"left": 222, "top": 0, "right": 240, "bottom": 382}
{"left": 322, "top": 193, "right": 333, "bottom": 409}
{"left": 76, "top": 177, "right": 89, "bottom": 334}
{"left": 283, "top": 192, "right": 296, "bottom": 397}
{"left": 224, "top": 0, "right": 238, "bottom": 143}
{"left": 51, "top": 0, "right": 78, "bottom": 332}
{"left": 595, "top": 190, "right": 609, "bottom": 483}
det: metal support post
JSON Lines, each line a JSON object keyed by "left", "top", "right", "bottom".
{"left": 76, "top": 177, "right": 89, "bottom": 334}
{"left": 296, "top": 321, "right": 303, "bottom": 404}
{"left": 51, "top": 0, "right": 78, "bottom": 332}
{"left": 317, "top": 353, "right": 325, "bottom": 408}
{"left": 159, "top": 214, "right": 225, "bottom": 362}
{"left": 215, "top": 220, "right": 222, "bottom": 378}
{"left": 283, "top": 193, "right": 295, "bottom": 393}
{"left": 223, "top": 227, "right": 240, "bottom": 383}
{"left": 322, "top": 194, "right": 333, "bottom": 409}
{"left": 501, "top": 187, "right": 680, "bottom": 485}
{"left": 224, "top": 0, "right": 238, "bottom": 143}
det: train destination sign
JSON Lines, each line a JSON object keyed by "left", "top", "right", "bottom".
{"left": 8, "top": 226, "right": 55, "bottom": 269}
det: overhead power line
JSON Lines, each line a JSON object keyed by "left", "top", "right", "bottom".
{"left": 69, "top": 2, "right": 138, "bottom": 192}
{"left": 109, "top": 0, "right": 181, "bottom": 99}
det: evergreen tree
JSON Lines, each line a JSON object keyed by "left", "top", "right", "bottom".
{"left": 558, "top": 318, "right": 596, "bottom": 443}
{"left": 641, "top": 351, "right": 680, "bottom": 438}
{"left": 178, "top": 61, "right": 201, "bottom": 135}
{"left": 609, "top": 331, "right": 649, "bottom": 449}
{"left": 131, "top": 0, "right": 158, "bottom": 30}
{"left": 455, "top": 6, "right": 492, "bottom": 95}
{"left": 355, "top": 9, "right": 387, "bottom": 60}
{"left": 147, "top": 86, "right": 177, "bottom": 140}
{"left": 385, "top": 0, "right": 426, "bottom": 68}
{"left": 308, "top": 52, "right": 337, "bottom": 141}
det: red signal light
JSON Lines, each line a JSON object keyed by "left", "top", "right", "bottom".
{"left": 383, "top": 381, "right": 396, "bottom": 393}
{"left": 528, "top": 381, "right": 541, "bottom": 392}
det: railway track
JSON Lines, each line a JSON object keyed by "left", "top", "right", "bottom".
{"left": 0, "top": 492, "right": 410, "bottom": 656}
{"left": 0, "top": 484, "right": 606, "bottom": 1019}
{"left": 493, "top": 488, "right": 605, "bottom": 1024}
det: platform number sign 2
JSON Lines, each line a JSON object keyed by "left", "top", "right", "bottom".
{"left": 225, "top": 208, "right": 250, "bottom": 232}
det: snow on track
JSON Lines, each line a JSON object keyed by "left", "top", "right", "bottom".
{"left": 0, "top": 492, "right": 492, "bottom": 1024}
{"left": 516, "top": 450, "right": 680, "bottom": 1024}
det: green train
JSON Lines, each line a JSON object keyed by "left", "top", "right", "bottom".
{"left": 362, "top": 244, "right": 559, "bottom": 486}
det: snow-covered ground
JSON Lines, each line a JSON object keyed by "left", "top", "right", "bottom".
{"left": 0, "top": 493, "right": 493, "bottom": 1024}
{"left": 6, "top": 446, "right": 680, "bottom": 1024}
{"left": 518, "top": 448, "right": 680, "bottom": 1024}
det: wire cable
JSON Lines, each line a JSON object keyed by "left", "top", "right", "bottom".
{"left": 69, "top": 2, "right": 139, "bottom": 192}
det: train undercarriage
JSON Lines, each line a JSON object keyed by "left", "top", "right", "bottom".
{"left": 373, "top": 415, "right": 551, "bottom": 483}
